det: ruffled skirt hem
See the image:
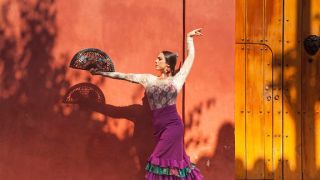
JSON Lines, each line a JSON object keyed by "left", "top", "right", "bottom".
{"left": 145, "top": 167, "right": 203, "bottom": 180}
{"left": 145, "top": 156, "right": 203, "bottom": 180}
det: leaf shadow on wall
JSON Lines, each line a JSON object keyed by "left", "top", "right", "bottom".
{"left": 0, "top": 0, "right": 154, "bottom": 179}
{"left": 183, "top": 98, "right": 235, "bottom": 179}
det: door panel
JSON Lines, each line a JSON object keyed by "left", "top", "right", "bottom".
{"left": 283, "top": 0, "right": 302, "bottom": 179}
{"left": 263, "top": 45, "right": 273, "bottom": 179}
{"left": 235, "top": 44, "right": 246, "bottom": 178}
{"left": 246, "top": 0, "right": 264, "bottom": 43}
{"left": 245, "top": 44, "right": 273, "bottom": 179}
{"left": 264, "top": 0, "right": 283, "bottom": 179}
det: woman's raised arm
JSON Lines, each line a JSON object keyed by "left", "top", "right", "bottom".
{"left": 173, "top": 28, "right": 202, "bottom": 92}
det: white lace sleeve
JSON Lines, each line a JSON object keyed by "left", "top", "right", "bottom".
{"left": 97, "top": 72, "right": 154, "bottom": 87}
{"left": 173, "top": 36, "right": 195, "bottom": 92}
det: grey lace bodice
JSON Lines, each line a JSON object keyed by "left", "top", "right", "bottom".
{"left": 145, "top": 77, "right": 178, "bottom": 110}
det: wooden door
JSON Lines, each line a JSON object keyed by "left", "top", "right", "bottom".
{"left": 236, "top": 0, "right": 320, "bottom": 179}
{"left": 301, "top": 0, "right": 320, "bottom": 179}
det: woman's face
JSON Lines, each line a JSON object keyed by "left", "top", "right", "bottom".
{"left": 155, "top": 53, "right": 169, "bottom": 71}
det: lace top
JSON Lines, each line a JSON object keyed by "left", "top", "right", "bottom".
{"left": 145, "top": 77, "right": 178, "bottom": 110}
{"left": 98, "top": 37, "right": 195, "bottom": 110}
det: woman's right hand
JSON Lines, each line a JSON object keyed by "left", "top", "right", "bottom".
{"left": 89, "top": 68, "right": 100, "bottom": 75}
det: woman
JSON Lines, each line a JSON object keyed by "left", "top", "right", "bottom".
{"left": 90, "top": 28, "right": 203, "bottom": 179}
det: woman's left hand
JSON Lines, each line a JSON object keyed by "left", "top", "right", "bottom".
{"left": 187, "top": 28, "right": 203, "bottom": 37}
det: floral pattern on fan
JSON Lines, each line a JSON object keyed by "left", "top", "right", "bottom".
{"left": 62, "top": 82, "right": 105, "bottom": 105}
{"left": 70, "top": 48, "right": 115, "bottom": 72}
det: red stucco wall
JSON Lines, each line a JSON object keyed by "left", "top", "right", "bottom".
{"left": 0, "top": 0, "right": 234, "bottom": 179}
{"left": 184, "top": 1, "right": 235, "bottom": 179}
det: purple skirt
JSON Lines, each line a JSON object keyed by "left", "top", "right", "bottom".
{"left": 145, "top": 104, "right": 203, "bottom": 180}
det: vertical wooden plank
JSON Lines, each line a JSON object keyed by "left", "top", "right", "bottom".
{"left": 235, "top": 0, "right": 246, "bottom": 178}
{"left": 246, "top": 44, "right": 265, "bottom": 179}
{"left": 301, "top": 1, "right": 313, "bottom": 179}
{"left": 283, "top": 0, "right": 302, "bottom": 179}
{"left": 236, "top": 0, "right": 246, "bottom": 43}
{"left": 265, "top": 0, "right": 283, "bottom": 179}
{"left": 303, "top": 55, "right": 320, "bottom": 179}
{"left": 235, "top": 44, "right": 246, "bottom": 179}
{"left": 312, "top": 1, "right": 320, "bottom": 177}
{"left": 246, "top": 0, "right": 264, "bottom": 43}
{"left": 302, "top": 0, "right": 320, "bottom": 179}
{"left": 263, "top": 45, "right": 274, "bottom": 179}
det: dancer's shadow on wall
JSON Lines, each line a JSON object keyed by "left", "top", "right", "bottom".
{"left": 63, "top": 83, "right": 155, "bottom": 179}
{"left": 195, "top": 122, "right": 235, "bottom": 180}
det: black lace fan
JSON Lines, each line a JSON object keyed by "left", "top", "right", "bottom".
{"left": 62, "top": 83, "right": 105, "bottom": 105}
{"left": 70, "top": 48, "right": 115, "bottom": 72}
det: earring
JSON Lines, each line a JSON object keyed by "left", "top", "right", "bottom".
{"left": 166, "top": 67, "right": 171, "bottom": 74}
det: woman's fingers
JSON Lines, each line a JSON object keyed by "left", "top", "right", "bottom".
{"left": 196, "top": 31, "right": 203, "bottom": 36}
{"left": 89, "top": 68, "right": 98, "bottom": 74}
{"left": 188, "top": 28, "right": 203, "bottom": 37}
{"left": 196, "top": 28, "right": 203, "bottom": 35}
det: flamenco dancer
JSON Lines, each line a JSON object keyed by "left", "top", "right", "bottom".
{"left": 90, "top": 28, "right": 203, "bottom": 179}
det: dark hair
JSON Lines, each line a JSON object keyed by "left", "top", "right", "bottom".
{"left": 161, "top": 51, "right": 178, "bottom": 76}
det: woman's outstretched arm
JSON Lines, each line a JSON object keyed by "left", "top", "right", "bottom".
{"left": 90, "top": 71, "right": 153, "bottom": 87}
{"left": 173, "top": 28, "right": 202, "bottom": 92}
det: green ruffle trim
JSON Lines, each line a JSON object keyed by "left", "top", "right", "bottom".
{"left": 145, "top": 162, "right": 196, "bottom": 178}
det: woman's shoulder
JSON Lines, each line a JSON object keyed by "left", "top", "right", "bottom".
{"left": 144, "top": 74, "right": 157, "bottom": 80}
{"left": 141, "top": 74, "right": 157, "bottom": 86}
